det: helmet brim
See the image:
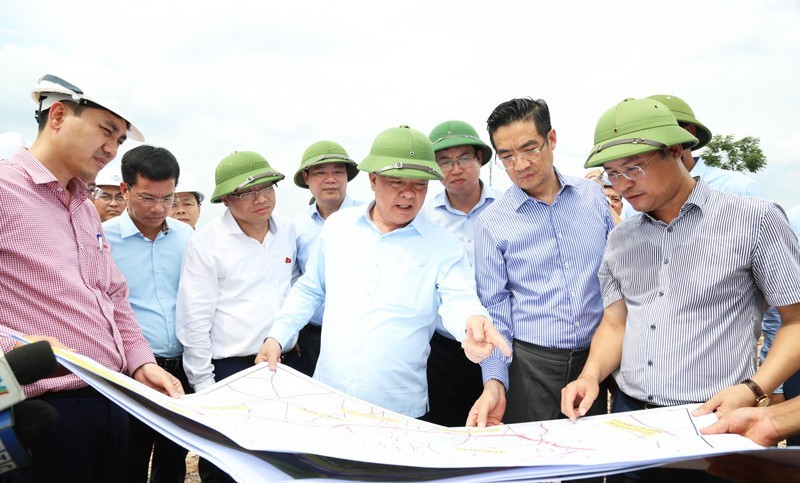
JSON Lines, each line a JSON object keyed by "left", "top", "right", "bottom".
{"left": 211, "top": 168, "right": 285, "bottom": 203}
{"left": 585, "top": 125, "right": 698, "bottom": 168}
{"left": 293, "top": 159, "right": 359, "bottom": 189}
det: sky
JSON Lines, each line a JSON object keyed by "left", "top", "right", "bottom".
{"left": 1, "top": 0, "right": 798, "bottom": 227}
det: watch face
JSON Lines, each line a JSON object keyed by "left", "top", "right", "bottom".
{"left": 757, "top": 396, "right": 771, "bottom": 407}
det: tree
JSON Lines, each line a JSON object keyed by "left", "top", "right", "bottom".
{"left": 702, "top": 134, "right": 767, "bottom": 173}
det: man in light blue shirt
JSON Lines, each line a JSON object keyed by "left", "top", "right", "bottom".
{"left": 422, "top": 120, "right": 502, "bottom": 426}
{"left": 292, "top": 140, "right": 363, "bottom": 376}
{"left": 469, "top": 98, "right": 614, "bottom": 427}
{"left": 258, "top": 126, "right": 511, "bottom": 418}
{"left": 103, "top": 145, "right": 194, "bottom": 483}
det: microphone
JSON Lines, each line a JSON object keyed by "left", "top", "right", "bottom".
{"left": 0, "top": 341, "right": 60, "bottom": 412}
{"left": 0, "top": 341, "right": 60, "bottom": 475}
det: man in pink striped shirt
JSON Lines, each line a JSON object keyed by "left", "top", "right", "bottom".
{"left": 0, "top": 72, "right": 183, "bottom": 482}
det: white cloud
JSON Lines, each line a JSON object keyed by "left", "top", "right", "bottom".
{"left": 2, "top": 0, "right": 798, "bottom": 225}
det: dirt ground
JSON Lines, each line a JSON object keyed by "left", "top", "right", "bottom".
{"left": 185, "top": 452, "right": 200, "bottom": 482}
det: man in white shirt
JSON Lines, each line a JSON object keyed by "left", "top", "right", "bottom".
{"left": 176, "top": 151, "right": 299, "bottom": 483}
{"left": 257, "top": 126, "right": 510, "bottom": 419}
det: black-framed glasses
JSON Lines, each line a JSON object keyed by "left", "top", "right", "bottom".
{"left": 601, "top": 151, "right": 660, "bottom": 185}
{"left": 126, "top": 184, "right": 176, "bottom": 207}
{"left": 228, "top": 184, "right": 276, "bottom": 201}
{"left": 495, "top": 140, "right": 548, "bottom": 170}
{"left": 436, "top": 154, "right": 477, "bottom": 172}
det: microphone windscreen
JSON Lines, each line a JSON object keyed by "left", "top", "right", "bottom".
{"left": 11, "top": 400, "right": 58, "bottom": 449}
{"left": 5, "top": 341, "right": 59, "bottom": 385}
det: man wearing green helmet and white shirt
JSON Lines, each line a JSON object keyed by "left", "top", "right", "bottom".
{"left": 561, "top": 98, "right": 800, "bottom": 481}
{"left": 422, "top": 120, "right": 502, "bottom": 426}
{"left": 292, "top": 140, "right": 363, "bottom": 376}
{"left": 177, "top": 151, "right": 300, "bottom": 392}
{"left": 258, "top": 126, "right": 511, "bottom": 419}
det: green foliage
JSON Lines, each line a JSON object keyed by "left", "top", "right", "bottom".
{"left": 702, "top": 134, "right": 767, "bottom": 173}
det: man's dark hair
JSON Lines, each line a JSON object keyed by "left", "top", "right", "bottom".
{"left": 486, "top": 97, "right": 552, "bottom": 148}
{"left": 121, "top": 145, "right": 180, "bottom": 186}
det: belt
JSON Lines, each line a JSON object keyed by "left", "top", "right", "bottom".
{"left": 304, "top": 324, "right": 322, "bottom": 334}
{"left": 155, "top": 356, "right": 182, "bottom": 371}
{"left": 618, "top": 390, "right": 663, "bottom": 410}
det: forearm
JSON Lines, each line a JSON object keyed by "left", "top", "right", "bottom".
{"left": 580, "top": 313, "right": 624, "bottom": 383}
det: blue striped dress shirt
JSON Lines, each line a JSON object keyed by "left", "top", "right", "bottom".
{"left": 475, "top": 170, "right": 614, "bottom": 388}
{"left": 602, "top": 179, "right": 800, "bottom": 406}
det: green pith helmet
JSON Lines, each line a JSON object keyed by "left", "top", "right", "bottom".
{"left": 358, "top": 125, "right": 443, "bottom": 180}
{"left": 647, "top": 94, "right": 712, "bottom": 150}
{"left": 585, "top": 98, "right": 699, "bottom": 169}
{"left": 428, "top": 120, "right": 492, "bottom": 166}
{"left": 293, "top": 140, "right": 359, "bottom": 189}
{"left": 210, "top": 151, "right": 285, "bottom": 203}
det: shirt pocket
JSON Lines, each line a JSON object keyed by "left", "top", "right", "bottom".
{"left": 374, "top": 262, "right": 432, "bottom": 313}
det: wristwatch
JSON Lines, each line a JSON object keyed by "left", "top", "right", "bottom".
{"left": 741, "top": 379, "right": 770, "bottom": 407}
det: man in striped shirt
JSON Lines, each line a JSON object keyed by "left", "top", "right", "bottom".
{"left": 562, "top": 97, "right": 800, "bottom": 480}
{"left": 467, "top": 98, "right": 615, "bottom": 427}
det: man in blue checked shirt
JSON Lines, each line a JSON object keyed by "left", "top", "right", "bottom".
{"left": 467, "top": 98, "right": 615, "bottom": 427}
{"left": 103, "top": 145, "right": 194, "bottom": 483}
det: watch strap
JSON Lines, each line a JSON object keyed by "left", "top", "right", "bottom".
{"left": 741, "top": 378, "right": 770, "bottom": 407}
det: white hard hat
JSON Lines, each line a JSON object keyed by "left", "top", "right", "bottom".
{"left": 0, "top": 132, "right": 31, "bottom": 160}
{"left": 94, "top": 165, "right": 123, "bottom": 187}
{"left": 31, "top": 71, "right": 144, "bottom": 142}
{"left": 175, "top": 172, "right": 206, "bottom": 204}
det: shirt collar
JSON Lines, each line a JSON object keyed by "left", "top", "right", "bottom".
{"left": 310, "top": 193, "right": 355, "bottom": 222}
{"left": 636, "top": 177, "right": 710, "bottom": 226}
{"left": 509, "top": 167, "right": 573, "bottom": 210}
{"left": 359, "top": 200, "right": 427, "bottom": 237}
{"left": 13, "top": 149, "right": 91, "bottom": 201}
{"left": 221, "top": 208, "right": 277, "bottom": 235}
{"left": 433, "top": 180, "right": 498, "bottom": 214}
{"left": 117, "top": 210, "right": 170, "bottom": 239}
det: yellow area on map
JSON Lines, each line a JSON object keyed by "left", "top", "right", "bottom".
{"left": 605, "top": 419, "right": 663, "bottom": 437}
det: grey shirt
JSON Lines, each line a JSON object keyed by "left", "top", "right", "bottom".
{"left": 600, "top": 178, "right": 800, "bottom": 406}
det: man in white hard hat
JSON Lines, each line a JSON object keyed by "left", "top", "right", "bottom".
{"left": 92, "top": 165, "right": 126, "bottom": 222}
{"left": 169, "top": 172, "right": 205, "bottom": 228}
{"left": 0, "top": 73, "right": 182, "bottom": 482}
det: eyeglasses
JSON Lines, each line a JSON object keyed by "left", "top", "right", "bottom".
{"left": 601, "top": 151, "right": 660, "bottom": 185}
{"left": 126, "top": 184, "right": 177, "bottom": 207}
{"left": 95, "top": 191, "right": 126, "bottom": 203}
{"left": 495, "top": 140, "right": 548, "bottom": 170}
{"left": 436, "top": 155, "right": 477, "bottom": 172}
{"left": 228, "top": 184, "right": 276, "bottom": 201}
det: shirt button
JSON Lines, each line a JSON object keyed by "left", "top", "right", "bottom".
{"left": 663, "top": 259, "right": 669, "bottom": 264}
{"left": 658, "top": 291, "right": 664, "bottom": 297}
{"left": 647, "top": 360, "right": 653, "bottom": 366}
{"left": 667, "top": 227, "right": 673, "bottom": 233}
{"left": 564, "top": 263, "right": 570, "bottom": 269}
{"left": 647, "top": 395, "right": 654, "bottom": 401}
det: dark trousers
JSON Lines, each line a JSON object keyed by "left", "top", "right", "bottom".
{"left": 505, "top": 339, "right": 608, "bottom": 423}
{"left": 296, "top": 323, "right": 322, "bottom": 377}
{"left": 1, "top": 387, "right": 129, "bottom": 483}
{"left": 126, "top": 357, "right": 191, "bottom": 483}
{"left": 609, "top": 391, "right": 732, "bottom": 483}
{"left": 421, "top": 332, "right": 483, "bottom": 427}
{"left": 198, "top": 356, "right": 257, "bottom": 483}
